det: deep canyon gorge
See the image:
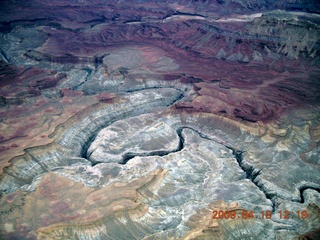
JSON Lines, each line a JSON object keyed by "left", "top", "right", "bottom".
{"left": 0, "top": 0, "right": 320, "bottom": 239}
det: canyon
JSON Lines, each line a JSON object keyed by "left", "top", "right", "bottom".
{"left": 0, "top": 0, "right": 319, "bottom": 239}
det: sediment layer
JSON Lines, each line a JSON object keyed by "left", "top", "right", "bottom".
{"left": 0, "top": 0, "right": 319, "bottom": 239}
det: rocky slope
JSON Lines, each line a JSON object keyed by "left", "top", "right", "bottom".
{"left": 0, "top": 0, "right": 319, "bottom": 239}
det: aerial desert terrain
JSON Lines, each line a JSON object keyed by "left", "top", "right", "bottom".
{"left": 0, "top": 0, "right": 319, "bottom": 239}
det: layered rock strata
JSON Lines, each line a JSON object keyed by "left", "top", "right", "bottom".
{"left": 0, "top": 0, "right": 319, "bottom": 239}
{"left": 0, "top": 88, "right": 183, "bottom": 195}
{"left": 1, "top": 107, "right": 319, "bottom": 239}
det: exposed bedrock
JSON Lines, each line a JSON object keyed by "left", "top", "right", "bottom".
{"left": 87, "top": 114, "right": 181, "bottom": 164}
{"left": 0, "top": 88, "right": 183, "bottom": 196}
{"left": 1, "top": 1, "right": 320, "bottom": 127}
{"left": 0, "top": 61, "right": 66, "bottom": 107}
{"left": 0, "top": 111, "right": 319, "bottom": 239}
{"left": 0, "top": 121, "right": 273, "bottom": 239}
{"left": 0, "top": 0, "right": 319, "bottom": 239}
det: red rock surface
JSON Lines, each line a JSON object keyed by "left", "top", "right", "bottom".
{"left": 0, "top": 0, "right": 319, "bottom": 239}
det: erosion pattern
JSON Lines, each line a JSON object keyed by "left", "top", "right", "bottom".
{"left": 0, "top": 0, "right": 320, "bottom": 239}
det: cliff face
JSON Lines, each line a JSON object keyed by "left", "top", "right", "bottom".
{"left": 249, "top": 11, "right": 320, "bottom": 58}
{"left": 0, "top": 0, "right": 319, "bottom": 239}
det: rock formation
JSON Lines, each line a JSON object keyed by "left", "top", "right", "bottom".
{"left": 0, "top": 0, "right": 319, "bottom": 239}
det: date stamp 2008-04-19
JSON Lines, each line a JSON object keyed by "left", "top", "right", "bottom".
{"left": 212, "top": 210, "right": 309, "bottom": 220}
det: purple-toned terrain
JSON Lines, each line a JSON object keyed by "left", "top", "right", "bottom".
{"left": 0, "top": 0, "right": 319, "bottom": 239}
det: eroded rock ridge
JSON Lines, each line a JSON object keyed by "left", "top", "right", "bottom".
{"left": 0, "top": 0, "right": 319, "bottom": 239}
